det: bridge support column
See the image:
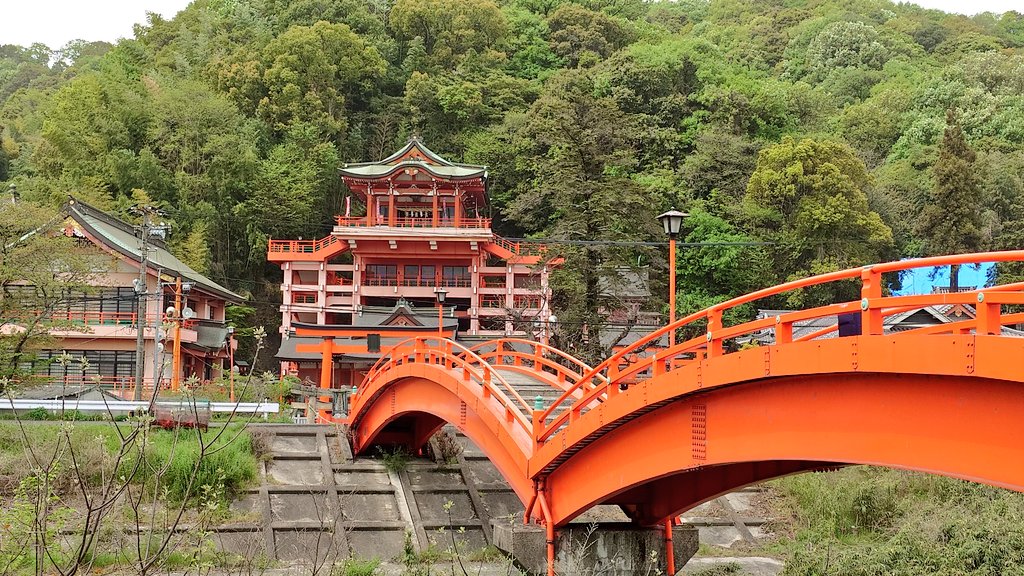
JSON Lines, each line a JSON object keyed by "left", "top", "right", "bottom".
{"left": 492, "top": 521, "right": 697, "bottom": 576}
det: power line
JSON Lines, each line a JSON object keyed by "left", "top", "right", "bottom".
{"left": 501, "top": 238, "right": 771, "bottom": 248}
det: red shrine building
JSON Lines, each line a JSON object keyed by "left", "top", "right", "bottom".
{"left": 268, "top": 138, "right": 555, "bottom": 390}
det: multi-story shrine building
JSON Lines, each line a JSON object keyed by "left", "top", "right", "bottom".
{"left": 268, "top": 138, "right": 554, "bottom": 387}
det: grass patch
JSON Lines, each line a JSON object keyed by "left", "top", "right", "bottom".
{"left": 132, "top": 423, "right": 258, "bottom": 503}
{"left": 335, "top": 558, "right": 381, "bottom": 575}
{"left": 0, "top": 420, "right": 258, "bottom": 504}
{"left": 761, "top": 466, "right": 1024, "bottom": 575}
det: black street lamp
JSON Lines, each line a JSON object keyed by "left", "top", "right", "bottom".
{"left": 434, "top": 287, "right": 448, "bottom": 338}
{"left": 657, "top": 209, "right": 688, "bottom": 346}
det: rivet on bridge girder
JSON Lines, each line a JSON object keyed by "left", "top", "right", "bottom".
{"left": 706, "top": 332, "right": 713, "bottom": 342}
{"left": 860, "top": 298, "right": 869, "bottom": 311}
{"left": 977, "top": 292, "right": 985, "bottom": 303}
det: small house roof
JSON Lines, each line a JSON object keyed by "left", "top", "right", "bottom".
{"left": 65, "top": 198, "right": 243, "bottom": 303}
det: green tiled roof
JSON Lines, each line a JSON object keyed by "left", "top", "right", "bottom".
{"left": 340, "top": 136, "right": 487, "bottom": 181}
{"left": 66, "top": 198, "right": 243, "bottom": 303}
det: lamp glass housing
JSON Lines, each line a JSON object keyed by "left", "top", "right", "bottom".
{"left": 657, "top": 209, "right": 688, "bottom": 238}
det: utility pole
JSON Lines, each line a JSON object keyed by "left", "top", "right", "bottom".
{"left": 132, "top": 212, "right": 153, "bottom": 401}
{"left": 170, "top": 277, "right": 194, "bottom": 392}
{"left": 131, "top": 205, "right": 168, "bottom": 401}
{"left": 172, "top": 277, "right": 182, "bottom": 391}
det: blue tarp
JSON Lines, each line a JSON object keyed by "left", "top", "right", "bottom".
{"left": 894, "top": 262, "right": 994, "bottom": 295}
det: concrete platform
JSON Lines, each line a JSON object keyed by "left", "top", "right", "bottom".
{"left": 493, "top": 521, "right": 698, "bottom": 575}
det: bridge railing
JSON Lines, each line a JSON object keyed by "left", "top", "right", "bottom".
{"left": 535, "top": 250, "right": 1024, "bottom": 444}
{"left": 352, "top": 336, "right": 534, "bottom": 433}
{"left": 465, "top": 338, "right": 609, "bottom": 394}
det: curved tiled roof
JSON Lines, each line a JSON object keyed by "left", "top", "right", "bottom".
{"left": 339, "top": 136, "right": 487, "bottom": 181}
{"left": 65, "top": 198, "right": 243, "bottom": 303}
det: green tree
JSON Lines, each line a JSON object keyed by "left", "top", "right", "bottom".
{"left": 257, "top": 21, "right": 385, "bottom": 139}
{"left": 546, "top": 4, "right": 633, "bottom": 66}
{"left": 916, "top": 108, "right": 984, "bottom": 292}
{"left": 508, "top": 69, "right": 656, "bottom": 362}
{"left": 389, "top": 0, "right": 507, "bottom": 65}
{"left": 675, "top": 205, "right": 768, "bottom": 334}
{"left": 744, "top": 137, "right": 894, "bottom": 306}
{"left": 806, "top": 21, "right": 890, "bottom": 76}
{"left": 0, "top": 202, "right": 97, "bottom": 389}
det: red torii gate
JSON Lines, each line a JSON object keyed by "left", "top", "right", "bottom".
{"left": 294, "top": 323, "right": 456, "bottom": 421}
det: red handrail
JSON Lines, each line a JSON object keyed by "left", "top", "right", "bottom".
{"left": 268, "top": 235, "right": 341, "bottom": 254}
{"left": 352, "top": 336, "right": 532, "bottom": 432}
{"left": 466, "top": 338, "right": 605, "bottom": 385}
{"left": 535, "top": 250, "right": 1024, "bottom": 444}
{"left": 492, "top": 235, "right": 547, "bottom": 257}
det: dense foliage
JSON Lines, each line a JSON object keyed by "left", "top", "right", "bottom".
{"left": 2, "top": 0, "right": 1024, "bottom": 361}
{"left": 767, "top": 467, "right": 1024, "bottom": 575}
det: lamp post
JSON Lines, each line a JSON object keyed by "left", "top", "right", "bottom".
{"left": 434, "top": 287, "right": 448, "bottom": 338}
{"left": 657, "top": 209, "right": 687, "bottom": 347}
{"left": 227, "top": 326, "right": 236, "bottom": 402}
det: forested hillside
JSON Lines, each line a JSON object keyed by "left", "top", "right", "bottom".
{"left": 2, "top": 0, "right": 1023, "bottom": 359}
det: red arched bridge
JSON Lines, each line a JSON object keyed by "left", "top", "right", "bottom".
{"left": 337, "top": 252, "right": 1024, "bottom": 573}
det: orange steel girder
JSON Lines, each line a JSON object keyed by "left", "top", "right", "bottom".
{"left": 541, "top": 371, "right": 1024, "bottom": 526}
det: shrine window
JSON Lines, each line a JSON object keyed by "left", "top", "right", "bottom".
{"left": 442, "top": 266, "right": 471, "bottom": 287}
{"left": 365, "top": 264, "right": 397, "bottom": 286}
{"left": 402, "top": 265, "right": 435, "bottom": 287}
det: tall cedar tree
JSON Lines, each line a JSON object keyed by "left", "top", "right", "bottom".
{"left": 917, "top": 109, "right": 984, "bottom": 292}
{"left": 509, "top": 70, "right": 657, "bottom": 363}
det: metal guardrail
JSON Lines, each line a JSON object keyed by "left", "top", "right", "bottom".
{"left": 0, "top": 400, "right": 280, "bottom": 414}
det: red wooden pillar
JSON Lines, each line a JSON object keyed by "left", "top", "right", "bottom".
{"left": 366, "top": 195, "right": 374, "bottom": 226}
{"left": 432, "top": 193, "right": 439, "bottom": 227}
{"left": 319, "top": 337, "right": 334, "bottom": 422}
{"left": 388, "top": 193, "right": 396, "bottom": 226}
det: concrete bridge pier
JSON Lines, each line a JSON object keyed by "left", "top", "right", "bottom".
{"left": 492, "top": 521, "right": 698, "bottom": 575}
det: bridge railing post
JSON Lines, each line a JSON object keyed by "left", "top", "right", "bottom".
{"left": 976, "top": 293, "right": 1001, "bottom": 335}
{"left": 706, "top": 308, "right": 723, "bottom": 358}
{"left": 532, "top": 396, "right": 545, "bottom": 443}
{"left": 860, "top": 267, "right": 883, "bottom": 336}
{"left": 775, "top": 315, "right": 793, "bottom": 344}
{"left": 651, "top": 354, "right": 665, "bottom": 377}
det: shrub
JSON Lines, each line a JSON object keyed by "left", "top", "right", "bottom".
{"left": 378, "top": 446, "right": 410, "bottom": 474}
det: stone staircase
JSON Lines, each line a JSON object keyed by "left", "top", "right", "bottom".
{"left": 220, "top": 424, "right": 526, "bottom": 564}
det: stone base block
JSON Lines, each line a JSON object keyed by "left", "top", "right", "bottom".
{"left": 492, "top": 521, "right": 698, "bottom": 575}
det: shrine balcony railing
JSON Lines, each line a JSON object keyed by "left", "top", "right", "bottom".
{"left": 6, "top": 311, "right": 198, "bottom": 329}
{"left": 268, "top": 234, "right": 342, "bottom": 255}
{"left": 362, "top": 276, "right": 473, "bottom": 288}
{"left": 335, "top": 216, "right": 492, "bottom": 229}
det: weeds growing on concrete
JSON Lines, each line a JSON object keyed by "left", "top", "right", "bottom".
{"left": 378, "top": 446, "right": 411, "bottom": 474}
{"left": 433, "top": 428, "right": 464, "bottom": 464}
{"left": 334, "top": 558, "right": 380, "bottom": 575}
{"left": 689, "top": 563, "right": 741, "bottom": 576}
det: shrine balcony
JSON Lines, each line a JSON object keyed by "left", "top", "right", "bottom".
{"left": 335, "top": 215, "right": 492, "bottom": 229}
{"left": 361, "top": 276, "right": 473, "bottom": 288}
